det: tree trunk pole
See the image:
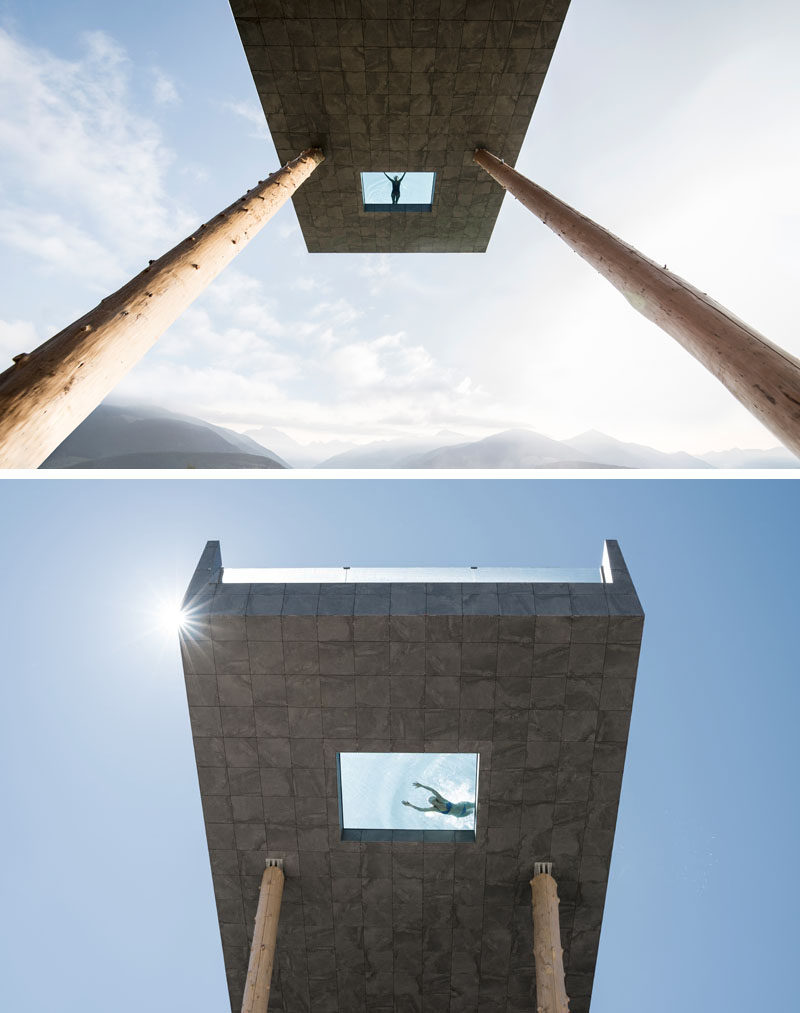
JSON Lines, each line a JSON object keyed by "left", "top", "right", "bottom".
{"left": 530, "top": 868, "right": 570, "bottom": 1013}
{"left": 0, "top": 147, "right": 324, "bottom": 469}
{"left": 241, "top": 864, "right": 284, "bottom": 1013}
{"left": 474, "top": 147, "right": 800, "bottom": 458}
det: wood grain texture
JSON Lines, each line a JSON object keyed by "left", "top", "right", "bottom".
{"left": 531, "top": 872, "right": 570, "bottom": 1013}
{"left": 475, "top": 147, "right": 800, "bottom": 458}
{"left": 0, "top": 148, "right": 323, "bottom": 469}
{"left": 241, "top": 866, "right": 284, "bottom": 1013}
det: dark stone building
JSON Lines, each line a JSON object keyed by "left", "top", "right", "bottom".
{"left": 179, "top": 539, "right": 643, "bottom": 1011}
{"left": 230, "top": 0, "right": 572, "bottom": 251}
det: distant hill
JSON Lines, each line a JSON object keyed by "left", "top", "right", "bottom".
{"left": 401, "top": 428, "right": 710, "bottom": 469}
{"left": 316, "top": 431, "right": 467, "bottom": 469}
{"left": 64, "top": 451, "right": 283, "bottom": 469}
{"left": 41, "top": 403, "right": 288, "bottom": 469}
{"left": 699, "top": 447, "right": 798, "bottom": 468}
{"left": 403, "top": 429, "right": 602, "bottom": 469}
{"left": 319, "top": 427, "right": 793, "bottom": 469}
{"left": 41, "top": 404, "right": 798, "bottom": 469}
{"left": 244, "top": 425, "right": 355, "bottom": 468}
{"left": 563, "top": 430, "right": 711, "bottom": 469}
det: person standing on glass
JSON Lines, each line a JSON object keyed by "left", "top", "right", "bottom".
{"left": 383, "top": 171, "right": 406, "bottom": 205}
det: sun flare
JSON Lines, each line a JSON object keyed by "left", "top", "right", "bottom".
{"left": 156, "top": 600, "right": 188, "bottom": 634}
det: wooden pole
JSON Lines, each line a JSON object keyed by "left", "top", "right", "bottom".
{"left": 0, "top": 147, "right": 324, "bottom": 469}
{"left": 241, "top": 863, "right": 284, "bottom": 1013}
{"left": 530, "top": 866, "right": 570, "bottom": 1013}
{"left": 474, "top": 147, "right": 800, "bottom": 458}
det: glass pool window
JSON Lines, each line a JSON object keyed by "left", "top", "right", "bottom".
{"left": 338, "top": 751, "right": 479, "bottom": 842}
{"left": 361, "top": 171, "right": 436, "bottom": 212}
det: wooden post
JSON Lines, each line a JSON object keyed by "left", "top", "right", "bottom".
{"left": 530, "top": 865, "right": 570, "bottom": 1013}
{"left": 0, "top": 147, "right": 324, "bottom": 469}
{"left": 241, "top": 863, "right": 285, "bottom": 1013}
{"left": 474, "top": 147, "right": 800, "bottom": 458}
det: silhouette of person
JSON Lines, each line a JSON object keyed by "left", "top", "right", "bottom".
{"left": 402, "top": 781, "right": 475, "bottom": 818}
{"left": 383, "top": 171, "right": 406, "bottom": 204}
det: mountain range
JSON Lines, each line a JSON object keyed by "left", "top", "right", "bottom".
{"left": 315, "top": 428, "right": 797, "bottom": 469}
{"left": 41, "top": 403, "right": 287, "bottom": 469}
{"left": 353, "top": 429, "right": 705, "bottom": 470}
{"left": 40, "top": 402, "right": 799, "bottom": 469}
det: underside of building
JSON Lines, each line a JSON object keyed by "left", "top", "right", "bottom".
{"left": 179, "top": 539, "right": 644, "bottom": 1011}
{"left": 230, "top": 0, "right": 572, "bottom": 252}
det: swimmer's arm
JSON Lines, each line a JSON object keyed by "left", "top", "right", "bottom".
{"left": 402, "top": 801, "right": 435, "bottom": 812}
{"left": 413, "top": 781, "right": 444, "bottom": 801}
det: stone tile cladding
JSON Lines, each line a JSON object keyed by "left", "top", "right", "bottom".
{"left": 180, "top": 539, "right": 643, "bottom": 1011}
{"left": 229, "top": 0, "right": 572, "bottom": 251}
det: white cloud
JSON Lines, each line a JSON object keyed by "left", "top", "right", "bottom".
{"left": 291, "top": 276, "right": 330, "bottom": 294}
{"left": 357, "top": 252, "right": 438, "bottom": 299}
{"left": 202, "top": 270, "right": 284, "bottom": 336}
{"left": 328, "top": 342, "right": 387, "bottom": 388}
{"left": 0, "top": 209, "right": 114, "bottom": 283}
{"left": 220, "top": 99, "right": 269, "bottom": 140}
{"left": 109, "top": 261, "right": 487, "bottom": 441}
{"left": 0, "top": 318, "right": 39, "bottom": 367}
{"left": 289, "top": 310, "right": 442, "bottom": 399}
{"left": 154, "top": 305, "right": 296, "bottom": 378}
{"left": 117, "top": 282, "right": 493, "bottom": 443}
{"left": 152, "top": 69, "right": 180, "bottom": 106}
{"left": 0, "top": 28, "right": 192, "bottom": 283}
{"left": 177, "top": 164, "right": 210, "bottom": 184}
{"left": 360, "top": 255, "right": 390, "bottom": 282}
{"left": 309, "top": 298, "right": 363, "bottom": 327}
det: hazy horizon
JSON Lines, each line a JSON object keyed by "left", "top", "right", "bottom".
{"left": 53, "top": 397, "right": 797, "bottom": 469}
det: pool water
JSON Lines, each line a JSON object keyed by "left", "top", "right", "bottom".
{"left": 339, "top": 752, "right": 478, "bottom": 831}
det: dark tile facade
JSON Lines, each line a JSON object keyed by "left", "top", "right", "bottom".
{"left": 228, "top": 0, "right": 572, "bottom": 251}
{"left": 180, "top": 539, "right": 643, "bottom": 1011}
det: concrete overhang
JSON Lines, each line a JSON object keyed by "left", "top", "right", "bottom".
{"left": 229, "top": 0, "right": 572, "bottom": 252}
{"left": 179, "top": 539, "right": 643, "bottom": 1012}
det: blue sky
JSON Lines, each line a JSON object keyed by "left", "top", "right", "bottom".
{"left": 1, "top": 0, "right": 799, "bottom": 452}
{"left": 1, "top": 476, "right": 799, "bottom": 1011}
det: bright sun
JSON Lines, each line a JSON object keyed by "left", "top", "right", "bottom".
{"left": 156, "top": 600, "right": 187, "bottom": 633}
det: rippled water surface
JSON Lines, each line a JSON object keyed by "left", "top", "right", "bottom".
{"left": 339, "top": 752, "right": 478, "bottom": 831}
{"left": 360, "top": 171, "right": 436, "bottom": 206}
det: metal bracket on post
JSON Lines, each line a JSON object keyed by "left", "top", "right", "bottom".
{"left": 530, "top": 861, "right": 569, "bottom": 1011}
{"left": 242, "top": 856, "right": 286, "bottom": 1012}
